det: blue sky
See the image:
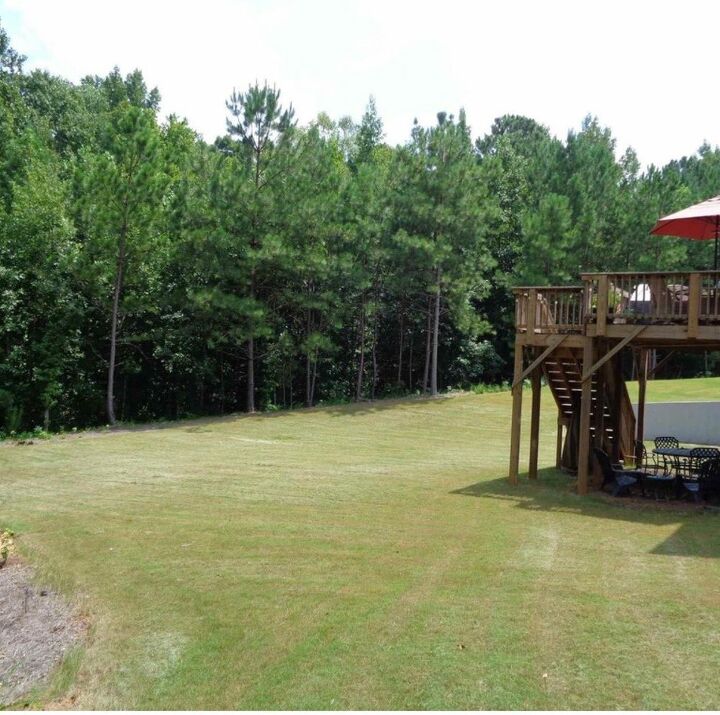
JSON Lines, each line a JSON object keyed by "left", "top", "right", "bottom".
{"left": 3, "top": 0, "right": 719, "bottom": 167}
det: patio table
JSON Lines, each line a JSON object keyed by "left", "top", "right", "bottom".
{"left": 650, "top": 447, "right": 696, "bottom": 498}
{"left": 653, "top": 446, "right": 695, "bottom": 460}
{"left": 652, "top": 446, "right": 694, "bottom": 475}
{"left": 653, "top": 446, "right": 720, "bottom": 481}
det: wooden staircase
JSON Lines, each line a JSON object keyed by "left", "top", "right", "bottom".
{"left": 543, "top": 347, "right": 635, "bottom": 469}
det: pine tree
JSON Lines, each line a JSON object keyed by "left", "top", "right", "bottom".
{"left": 221, "top": 82, "right": 295, "bottom": 412}
{"left": 80, "top": 102, "right": 166, "bottom": 424}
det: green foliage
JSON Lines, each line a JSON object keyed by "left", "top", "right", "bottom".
{"left": 0, "top": 23, "right": 24, "bottom": 75}
{"left": 470, "top": 380, "right": 511, "bottom": 394}
{"left": 0, "top": 19, "right": 718, "bottom": 431}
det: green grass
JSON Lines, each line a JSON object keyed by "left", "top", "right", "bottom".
{"left": 626, "top": 375, "right": 720, "bottom": 403}
{"left": 2, "top": 379, "right": 720, "bottom": 709}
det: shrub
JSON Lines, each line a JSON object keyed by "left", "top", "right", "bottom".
{"left": 0, "top": 529, "right": 15, "bottom": 568}
{"left": 470, "top": 381, "right": 512, "bottom": 395}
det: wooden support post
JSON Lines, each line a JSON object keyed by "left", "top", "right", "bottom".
{"left": 594, "top": 343, "right": 605, "bottom": 451}
{"left": 529, "top": 367, "right": 541, "bottom": 479}
{"left": 508, "top": 342, "right": 524, "bottom": 485}
{"left": 612, "top": 354, "right": 624, "bottom": 464}
{"left": 556, "top": 415, "right": 564, "bottom": 469}
{"left": 648, "top": 350, "right": 675, "bottom": 379}
{"left": 591, "top": 343, "right": 606, "bottom": 489}
{"left": 688, "top": 272, "right": 700, "bottom": 339}
{"left": 581, "top": 326, "right": 645, "bottom": 383}
{"left": 596, "top": 274, "right": 609, "bottom": 336}
{"left": 636, "top": 348, "right": 648, "bottom": 448}
{"left": 577, "top": 338, "right": 594, "bottom": 495}
{"left": 526, "top": 288, "right": 537, "bottom": 335}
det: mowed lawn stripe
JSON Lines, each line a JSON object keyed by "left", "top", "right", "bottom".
{"left": 1, "top": 381, "right": 720, "bottom": 708}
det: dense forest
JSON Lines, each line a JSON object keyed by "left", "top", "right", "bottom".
{"left": 1, "top": 22, "right": 719, "bottom": 433}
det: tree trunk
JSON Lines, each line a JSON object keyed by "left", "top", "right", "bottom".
{"left": 422, "top": 296, "right": 432, "bottom": 393}
{"left": 408, "top": 332, "right": 413, "bottom": 390}
{"left": 247, "top": 270, "right": 256, "bottom": 413}
{"left": 306, "top": 354, "right": 312, "bottom": 407}
{"left": 305, "top": 308, "right": 313, "bottom": 407}
{"left": 355, "top": 296, "right": 366, "bottom": 401}
{"left": 310, "top": 351, "right": 318, "bottom": 406}
{"left": 121, "top": 374, "right": 127, "bottom": 422}
{"left": 247, "top": 335, "right": 255, "bottom": 413}
{"left": 396, "top": 312, "right": 404, "bottom": 386}
{"left": 249, "top": 142, "right": 261, "bottom": 414}
{"left": 371, "top": 319, "right": 378, "bottom": 400}
{"left": 106, "top": 222, "right": 127, "bottom": 426}
{"left": 430, "top": 272, "right": 441, "bottom": 397}
{"left": 43, "top": 406, "right": 50, "bottom": 433}
{"left": 220, "top": 358, "right": 225, "bottom": 413}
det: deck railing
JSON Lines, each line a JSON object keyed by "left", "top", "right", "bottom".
{"left": 699, "top": 272, "right": 720, "bottom": 323}
{"left": 515, "top": 271, "right": 720, "bottom": 335}
{"left": 514, "top": 286, "right": 585, "bottom": 333}
{"left": 581, "top": 271, "right": 720, "bottom": 336}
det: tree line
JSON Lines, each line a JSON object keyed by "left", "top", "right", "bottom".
{"left": 1, "top": 22, "right": 718, "bottom": 433}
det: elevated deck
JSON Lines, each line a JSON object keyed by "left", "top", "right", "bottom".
{"left": 509, "top": 271, "right": 720, "bottom": 495}
{"left": 514, "top": 271, "right": 720, "bottom": 346}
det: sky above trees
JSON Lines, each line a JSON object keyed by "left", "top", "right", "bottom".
{"left": 3, "top": 0, "right": 719, "bottom": 168}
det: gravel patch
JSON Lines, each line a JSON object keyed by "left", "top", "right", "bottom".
{"left": 0, "top": 561, "right": 83, "bottom": 706}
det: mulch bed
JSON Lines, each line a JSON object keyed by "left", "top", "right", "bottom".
{"left": 0, "top": 559, "right": 84, "bottom": 706}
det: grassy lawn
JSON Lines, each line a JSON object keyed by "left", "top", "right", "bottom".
{"left": 2, "top": 378, "right": 720, "bottom": 709}
{"left": 626, "top": 375, "right": 720, "bottom": 403}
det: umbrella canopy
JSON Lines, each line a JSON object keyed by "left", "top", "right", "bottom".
{"left": 651, "top": 195, "right": 720, "bottom": 269}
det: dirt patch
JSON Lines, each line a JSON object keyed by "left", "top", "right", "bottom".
{"left": 0, "top": 560, "right": 84, "bottom": 706}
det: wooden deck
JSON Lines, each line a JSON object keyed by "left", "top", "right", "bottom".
{"left": 509, "top": 271, "right": 720, "bottom": 495}
{"left": 514, "top": 271, "right": 720, "bottom": 344}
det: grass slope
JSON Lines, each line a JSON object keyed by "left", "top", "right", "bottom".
{"left": 626, "top": 375, "right": 720, "bottom": 403}
{"left": 2, "top": 379, "right": 720, "bottom": 709}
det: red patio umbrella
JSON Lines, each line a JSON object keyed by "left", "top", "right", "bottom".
{"left": 651, "top": 195, "right": 720, "bottom": 269}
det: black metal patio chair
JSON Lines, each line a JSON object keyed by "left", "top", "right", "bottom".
{"left": 633, "top": 440, "right": 666, "bottom": 474}
{"left": 654, "top": 436, "right": 679, "bottom": 449}
{"left": 594, "top": 448, "right": 644, "bottom": 497}
{"left": 677, "top": 457, "right": 720, "bottom": 503}
{"left": 633, "top": 440, "right": 676, "bottom": 499}
{"left": 683, "top": 447, "right": 720, "bottom": 480}
{"left": 653, "top": 435, "right": 681, "bottom": 473}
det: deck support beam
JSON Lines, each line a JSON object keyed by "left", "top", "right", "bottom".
{"left": 648, "top": 350, "right": 675, "bottom": 379}
{"left": 636, "top": 348, "right": 649, "bottom": 448}
{"left": 508, "top": 342, "right": 524, "bottom": 485}
{"left": 592, "top": 342, "right": 606, "bottom": 489}
{"left": 555, "top": 415, "right": 564, "bottom": 469}
{"left": 529, "top": 368, "right": 542, "bottom": 479}
{"left": 577, "top": 338, "right": 594, "bottom": 495}
{"left": 688, "top": 273, "right": 700, "bottom": 339}
{"left": 512, "top": 334, "right": 567, "bottom": 388}
{"left": 581, "top": 326, "right": 645, "bottom": 383}
{"left": 596, "top": 274, "right": 609, "bottom": 336}
{"left": 611, "top": 353, "right": 624, "bottom": 464}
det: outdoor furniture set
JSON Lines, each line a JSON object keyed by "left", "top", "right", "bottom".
{"left": 594, "top": 437, "right": 720, "bottom": 501}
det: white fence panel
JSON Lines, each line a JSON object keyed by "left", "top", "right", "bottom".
{"left": 633, "top": 402, "right": 720, "bottom": 446}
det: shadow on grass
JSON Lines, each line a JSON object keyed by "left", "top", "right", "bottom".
{"left": 75, "top": 395, "right": 459, "bottom": 439}
{"left": 452, "top": 467, "right": 720, "bottom": 559}
{"left": 180, "top": 393, "right": 459, "bottom": 428}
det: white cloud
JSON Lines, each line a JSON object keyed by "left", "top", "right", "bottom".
{"left": 2, "top": 0, "right": 720, "bottom": 166}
